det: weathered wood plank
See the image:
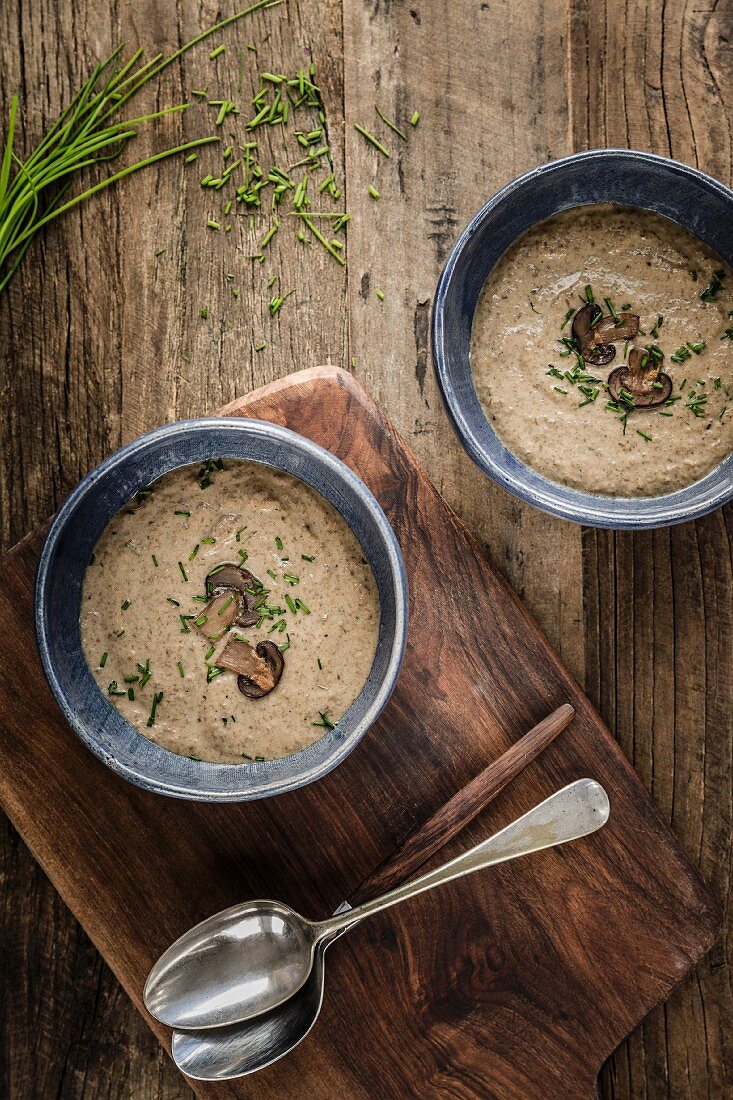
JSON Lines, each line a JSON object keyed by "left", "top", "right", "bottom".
{"left": 570, "top": 2, "right": 733, "bottom": 1095}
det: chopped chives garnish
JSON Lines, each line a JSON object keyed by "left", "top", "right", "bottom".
{"left": 367, "top": 185, "right": 380, "bottom": 200}
{"left": 167, "top": 597, "right": 180, "bottom": 607}
{"left": 354, "top": 123, "right": 391, "bottom": 158}
{"left": 99, "top": 652, "right": 108, "bottom": 668}
{"left": 218, "top": 595, "right": 234, "bottom": 615}
{"left": 108, "top": 681, "right": 126, "bottom": 696}
{"left": 146, "top": 691, "right": 163, "bottom": 727}
{"left": 376, "top": 288, "right": 385, "bottom": 301}
{"left": 128, "top": 688, "right": 135, "bottom": 701}
{"left": 255, "top": 341, "right": 266, "bottom": 351}
{"left": 295, "top": 597, "right": 310, "bottom": 614}
{"left": 189, "top": 544, "right": 200, "bottom": 561}
{"left": 177, "top": 662, "right": 185, "bottom": 678}
{"left": 201, "top": 536, "right": 217, "bottom": 545}
{"left": 283, "top": 573, "right": 299, "bottom": 585}
{"left": 279, "top": 633, "right": 291, "bottom": 652}
{"left": 375, "top": 105, "right": 407, "bottom": 140}
{"left": 205, "top": 644, "right": 216, "bottom": 660}
{"left": 636, "top": 430, "right": 652, "bottom": 442}
{"left": 301, "top": 554, "right": 315, "bottom": 562}
{"left": 174, "top": 510, "right": 191, "bottom": 517}
{"left": 284, "top": 593, "right": 297, "bottom": 614}
{"left": 185, "top": 153, "right": 198, "bottom": 164}
{"left": 207, "top": 220, "right": 221, "bottom": 230}
{"left": 410, "top": 110, "right": 420, "bottom": 126}
{"left": 312, "top": 711, "right": 335, "bottom": 729}
{"left": 235, "top": 525, "right": 247, "bottom": 541}
{"left": 209, "top": 44, "right": 226, "bottom": 60}
{"left": 178, "top": 561, "right": 189, "bottom": 581}
{"left": 275, "top": 536, "right": 283, "bottom": 550}
{"left": 317, "top": 657, "right": 322, "bottom": 670}
{"left": 121, "top": 599, "right": 131, "bottom": 610}
{"left": 151, "top": 554, "right": 159, "bottom": 567}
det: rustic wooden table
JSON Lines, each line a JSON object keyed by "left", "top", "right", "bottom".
{"left": 0, "top": 1, "right": 730, "bottom": 1097}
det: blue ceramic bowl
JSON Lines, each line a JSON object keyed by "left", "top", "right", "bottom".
{"left": 35, "top": 419, "right": 408, "bottom": 801}
{"left": 432, "top": 149, "right": 733, "bottom": 528}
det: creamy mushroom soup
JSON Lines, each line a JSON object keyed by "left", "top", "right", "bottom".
{"left": 80, "top": 459, "right": 380, "bottom": 763}
{"left": 470, "top": 204, "right": 733, "bottom": 496}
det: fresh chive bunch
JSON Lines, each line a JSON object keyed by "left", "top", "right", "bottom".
{"left": 0, "top": 0, "right": 281, "bottom": 294}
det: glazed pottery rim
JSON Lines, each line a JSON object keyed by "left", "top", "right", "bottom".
{"left": 35, "top": 417, "right": 408, "bottom": 801}
{"left": 432, "top": 148, "right": 733, "bottom": 529}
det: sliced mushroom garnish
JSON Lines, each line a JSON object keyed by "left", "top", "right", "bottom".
{"left": 607, "top": 346, "right": 673, "bottom": 409}
{"left": 218, "top": 636, "right": 284, "bottom": 698}
{"left": 195, "top": 590, "right": 242, "bottom": 640}
{"left": 570, "top": 304, "right": 640, "bottom": 366}
{"left": 593, "top": 311, "right": 639, "bottom": 343}
{"left": 205, "top": 562, "right": 260, "bottom": 628}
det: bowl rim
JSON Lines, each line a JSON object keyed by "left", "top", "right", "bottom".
{"left": 35, "top": 417, "right": 408, "bottom": 801}
{"left": 432, "top": 148, "right": 733, "bottom": 529}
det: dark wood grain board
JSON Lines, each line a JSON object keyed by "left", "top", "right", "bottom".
{"left": 0, "top": 367, "right": 721, "bottom": 1099}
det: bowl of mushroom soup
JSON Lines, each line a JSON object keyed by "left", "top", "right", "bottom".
{"left": 35, "top": 419, "right": 407, "bottom": 801}
{"left": 432, "top": 150, "right": 733, "bottom": 528}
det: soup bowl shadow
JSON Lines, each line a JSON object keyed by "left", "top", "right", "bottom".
{"left": 35, "top": 419, "right": 408, "bottom": 801}
{"left": 432, "top": 149, "right": 733, "bottom": 528}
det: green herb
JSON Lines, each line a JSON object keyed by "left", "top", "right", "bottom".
{"left": 206, "top": 664, "right": 225, "bottom": 683}
{"left": 317, "top": 657, "right": 322, "bottom": 670}
{"left": 174, "top": 509, "right": 191, "bottom": 517}
{"left": 410, "top": 110, "right": 420, "bottom": 126}
{"left": 722, "top": 328, "right": 733, "bottom": 340}
{"left": 146, "top": 691, "right": 163, "bottom": 727}
{"left": 284, "top": 593, "right": 297, "bottom": 614}
{"left": 671, "top": 346, "right": 692, "bottom": 365}
{"left": 189, "top": 754, "right": 202, "bottom": 761}
{"left": 268, "top": 289, "right": 294, "bottom": 314}
{"left": 207, "top": 219, "right": 221, "bottom": 230}
{"left": 121, "top": 599, "right": 131, "bottom": 610}
{"left": 209, "top": 43, "right": 226, "bottom": 60}
{"left": 235, "top": 525, "right": 247, "bottom": 541}
{"left": 312, "top": 711, "right": 335, "bottom": 729}
{"left": 205, "top": 644, "right": 216, "bottom": 661}
{"left": 151, "top": 554, "right": 159, "bottom": 567}
{"left": 218, "top": 595, "right": 234, "bottom": 615}
{"left": 376, "top": 288, "right": 385, "bottom": 301}
{"left": 554, "top": 386, "right": 568, "bottom": 394}
{"left": 700, "top": 268, "right": 727, "bottom": 303}
{"left": 283, "top": 573, "right": 299, "bottom": 585}
{"left": 687, "top": 340, "right": 706, "bottom": 355}
{"left": 128, "top": 687, "right": 135, "bottom": 700}
{"left": 108, "top": 681, "right": 126, "bottom": 696}
{"left": 354, "top": 123, "right": 391, "bottom": 157}
{"left": 99, "top": 652, "right": 108, "bottom": 668}
{"left": 189, "top": 543, "right": 200, "bottom": 561}
{"left": 167, "top": 597, "right": 180, "bottom": 607}
{"left": 178, "top": 561, "right": 188, "bottom": 582}
{"left": 301, "top": 554, "right": 315, "bottom": 562}
{"left": 137, "top": 659, "right": 152, "bottom": 688}
{"left": 255, "top": 341, "right": 266, "bottom": 351}
{"left": 199, "top": 307, "right": 208, "bottom": 319}
{"left": 295, "top": 597, "right": 310, "bottom": 614}
{"left": 367, "top": 185, "right": 380, "bottom": 200}
{"left": 279, "top": 633, "right": 291, "bottom": 652}
{"left": 636, "top": 429, "right": 652, "bottom": 442}
{"left": 604, "top": 297, "right": 619, "bottom": 321}
{"left": 650, "top": 315, "right": 663, "bottom": 338}
{"left": 374, "top": 106, "right": 407, "bottom": 140}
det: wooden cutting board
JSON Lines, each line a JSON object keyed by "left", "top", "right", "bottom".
{"left": 0, "top": 366, "right": 721, "bottom": 1099}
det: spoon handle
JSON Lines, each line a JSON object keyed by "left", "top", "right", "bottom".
{"left": 348, "top": 704, "right": 574, "bottom": 908}
{"left": 318, "top": 779, "right": 609, "bottom": 939}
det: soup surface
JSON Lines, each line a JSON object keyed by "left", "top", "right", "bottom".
{"left": 470, "top": 204, "right": 732, "bottom": 496}
{"left": 80, "top": 459, "right": 380, "bottom": 763}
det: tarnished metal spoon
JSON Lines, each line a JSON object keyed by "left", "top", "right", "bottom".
{"left": 146, "top": 775, "right": 608, "bottom": 1037}
{"left": 168, "top": 704, "right": 577, "bottom": 1079}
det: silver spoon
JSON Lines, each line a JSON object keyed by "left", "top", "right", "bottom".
{"left": 145, "top": 778, "right": 609, "bottom": 1036}
{"left": 169, "top": 705, "right": 577, "bottom": 1080}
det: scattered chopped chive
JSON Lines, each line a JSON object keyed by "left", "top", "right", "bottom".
{"left": 121, "top": 599, "right": 131, "bottom": 610}
{"left": 604, "top": 297, "right": 619, "bottom": 321}
{"left": 312, "top": 711, "right": 335, "bottom": 729}
{"left": 636, "top": 430, "right": 652, "bottom": 442}
{"left": 193, "top": 614, "right": 208, "bottom": 627}
{"left": 207, "top": 219, "right": 221, "bottom": 230}
{"left": 108, "top": 682, "right": 126, "bottom": 696}
{"left": 260, "top": 218, "right": 280, "bottom": 249}
{"left": 301, "top": 554, "right": 315, "bottom": 562}
{"left": 354, "top": 122, "right": 391, "bottom": 157}
{"left": 375, "top": 106, "right": 407, "bottom": 140}
{"left": 167, "top": 597, "right": 180, "bottom": 607}
{"left": 275, "top": 536, "right": 284, "bottom": 550}
{"left": 235, "top": 526, "right": 247, "bottom": 541}
{"left": 206, "top": 664, "right": 225, "bottom": 683}
{"left": 200, "top": 307, "right": 208, "bottom": 319}
{"left": 279, "top": 633, "right": 291, "bottom": 653}
{"left": 295, "top": 597, "right": 310, "bottom": 614}
{"left": 205, "top": 644, "right": 216, "bottom": 661}
{"left": 687, "top": 340, "right": 706, "bottom": 355}
{"left": 583, "top": 284, "right": 594, "bottom": 304}
{"left": 700, "top": 268, "right": 726, "bottom": 303}
{"left": 201, "top": 537, "right": 217, "bottom": 545}
{"left": 285, "top": 593, "right": 297, "bottom": 614}
{"left": 99, "top": 652, "right": 108, "bottom": 668}
{"left": 242, "top": 752, "right": 253, "bottom": 760}
{"left": 185, "top": 153, "right": 198, "bottom": 164}
{"left": 553, "top": 386, "right": 568, "bottom": 394}
{"left": 376, "top": 288, "right": 384, "bottom": 301}
{"left": 218, "top": 595, "right": 234, "bottom": 615}
{"left": 177, "top": 661, "right": 185, "bottom": 678}
{"left": 189, "top": 543, "right": 200, "bottom": 561}
{"left": 267, "top": 568, "right": 278, "bottom": 579}
{"left": 317, "top": 657, "right": 323, "bottom": 670}
{"left": 128, "top": 688, "right": 135, "bottom": 701}
{"left": 367, "top": 185, "right": 380, "bottom": 200}
{"left": 178, "top": 561, "right": 188, "bottom": 582}
{"left": 410, "top": 110, "right": 420, "bottom": 126}
{"left": 283, "top": 573, "right": 299, "bottom": 585}
{"left": 238, "top": 548, "right": 249, "bottom": 563}
{"left": 255, "top": 341, "right": 266, "bottom": 351}
{"left": 561, "top": 308, "right": 575, "bottom": 328}
{"left": 189, "top": 754, "right": 202, "bottom": 761}
{"left": 146, "top": 692, "right": 163, "bottom": 727}
{"left": 175, "top": 509, "right": 191, "bottom": 517}
{"left": 151, "top": 554, "right": 159, "bottom": 567}
{"left": 209, "top": 43, "right": 226, "bottom": 60}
